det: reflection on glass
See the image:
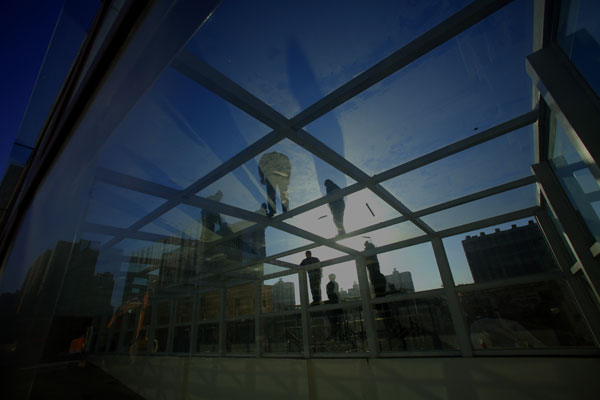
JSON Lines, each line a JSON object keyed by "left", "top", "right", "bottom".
{"left": 173, "top": 326, "right": 191, "bottom": 353}
{"left": 198, "top": 291, "right": 220, "bottom": 321}
{"left": 306, "top": 0, "right": 532, "bottom": 176}
{"left": 337, "top": 221, "right": 424, "bottom": 250}
{"left": 196, "top": 323, "right": 219, "bottom": 353}
{"left": 366, "top": 242, "right": 442, "bottom": 295}
{"left": 557, "top": 0, "right": 600, "bottom": 96}
{"left": 263, "top": 275, "right": 300, "bottom": 313}
{"left": 549, "top": 114, "right": 600, "bottom": 242}
{"left": 443, "top": 219, "right": 559, "bottom": 286}
{"left": 86, "top": 182, "right": 167, "bottom": 229}
{"left": 198, "top": 139, "right": 353, "bottom": 218}
{"left": 459, "top": 281, "right": 594, "bottom": 349}
{"left": 303, "top": 261, "right": 360, "bottom": 305}
{"left": 422, "top": 184, "right": 537, "bottom": 231}
{"left": 156, "top": 301, "right": 171, "bottom": 325}
{"left": 226, "top": 284, "right": 255, "bottom": 317}
{"left": 98, "top": 67, "right": 270, "bottom": 190}
{"left": 175, "top": 297, "right": 193, "bottom": 324}
{"left": 188, "top": 0, "right": 470, "bottom": 117}
{"left": 261, "top": 314, "right": 303, "bottom": 353}
{"left": 226, "top": 319, "right": 255, "bottom": 353}
{"left": 155, "top": 328, "right": 169, "bottom": 352}
{"left": 285, "top": 189, "right": 401, "bottom": 238}
{"left": 381, "top": 126, "right": 534, "bottom": 211}
{"left": 374, "top": 297, "right": 457, "bottom": 352}
{"left": 311, "top": 307, "right": 367, "bottom": 353}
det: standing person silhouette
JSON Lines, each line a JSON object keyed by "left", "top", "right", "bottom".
{"left": 258, "top": 152, "right": 291, "bottom": 217}
{"left": 324, "top": 179, "right": 345, "bottom": 235}
{"left": 300, "top": 251, "right": 322, "bottom": 305}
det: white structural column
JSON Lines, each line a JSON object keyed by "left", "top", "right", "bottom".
{"left": 536, "top": 209, "right": 600, "bottom": 345}
{"left": 355, "top": 257, "right": 379, "bottom": 357}
{"left": 298, "top": 270, "right": 311, "bottom": 358}
{"left": 533, "top": 163, "right": 600, "bottom": 302}
{"left": 218, "top": 288, "right": 226, "bottom": 355}
{"left": 430, "top": 237, "right": 473, "bottom": 357}
{"left": 527, "top": 44, "right": 600, "bottom": 184}
{"left": 255, "top": 280, "right": 262, "bottom": 357}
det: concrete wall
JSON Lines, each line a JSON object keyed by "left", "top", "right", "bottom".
{"left": 91, "top": 355, "right": 600, "bottom": 400}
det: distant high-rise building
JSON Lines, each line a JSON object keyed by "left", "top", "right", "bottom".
{"left": 272, "top": 278, "right": 295, "bottom": 311}
{"left": 462, "top": 220, "right": 556, "bottom": 284}
{"left": 385, "top": 268, "right": 415, "bottom": 293}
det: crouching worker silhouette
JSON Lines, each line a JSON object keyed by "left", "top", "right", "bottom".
{"left": 258, "top": 152, "right": 291, "bottom": 217}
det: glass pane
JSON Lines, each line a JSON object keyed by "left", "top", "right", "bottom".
{"left": 198, "top": 290, "right": 220, "bottom": 321}
{"left": 196, "top": 323, "right": 219, "bottom": 353}
{"left": 188, "top": 0, "right": 471, "bottom": 117}
{"left": 305, "top": 0, "right": 533, "bottom": 175}
{"left": 173, "top": 325, "right": 191, "bottom": 353}
{"left": 310, "top": 306, "right": 367, "bottom": 353}
{"left": 154, "top": 327, "right": 169, "bottom": 352}
{"left": 422, "top": 184, "right": 538, "bottom": 231}
{"left": 285, "top": 189, "right": 401, "bottom": 238}
{"left": 337, "top": 222, "right": 425, "bottom": 250}
{"left": 374, "top": 297, "right": 457, "bottom": 352}
{"left": 278, "top": 246, "right": 347, "bottom": 265}
{"left": 98, "top": 67, "right": 270, "bottom": 190}
{"left": 226, "top": 319, "right": 255, "bottom": 353}
{"left": 156, "top": 302, "right": 171, "bottom": 326}
{"left": 263, "top": 275, "right": 300, "bottom": 313}
{"left": 261, "top": 314, "right": 303, "bottom": 353}
{"left": 558, "top": 0, "right": 600, "bottom": 96}
{"left": 86, "top": 182, "right": 167, "bottom": 229}
{"left": 549, "top": 114, "right": 600, "bottom": 242}
{"left": 198, "top": 139, "right": 354, "bottom": 218}
{"left": 381, "top": 126, "right": 534, "bottom": 211}
{"left": 175, "top": 297, "right": 194, "bottom": 324}
{"left": 443, "top": 218, "right": 559, "bottom": 285}
{"left": 459, "top": 280, "right": 594, "bottom": 349}
{"left": 365, "top": 242, "right": 442, "bottom": 296}
{"left": 302, "top": 261, "right": 360, "bottom": 305}
{"left": 226, "top": 283, "right": 255, "bottom": 317}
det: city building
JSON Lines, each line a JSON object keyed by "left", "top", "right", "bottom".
{"left": 462, "top": 220, "right": 556, "bottom": 283}
{"left": 0, "top": 0, "right": 599, "bottom": 399}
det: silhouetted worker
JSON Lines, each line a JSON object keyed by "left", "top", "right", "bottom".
{"left": 325, "top": 274, "right": 343, "bottom": 340}
{"left": 300, "top": 250, "right": 322, "bottom": 304}
{"left": 364, "top": 241, "right": 387, "bottom": 297}
{"left": 324, "top": 179, "right": 345, "bottom": 235}
{"left": 258, "top": 152, "right": 291, "bottom": 217}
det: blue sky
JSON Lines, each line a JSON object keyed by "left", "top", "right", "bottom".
{"left": 0, "top": 0, "right": 63, "bottom": 173}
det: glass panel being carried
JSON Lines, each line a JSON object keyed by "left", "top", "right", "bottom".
{"left": 374, "top": 297, "right": 457, "bottom": 352}
{"left": 443, "top": 218, "right": 559, "bottom": 286}
{"left": 459, "top": 280, "right": 594, "bottom": 349}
